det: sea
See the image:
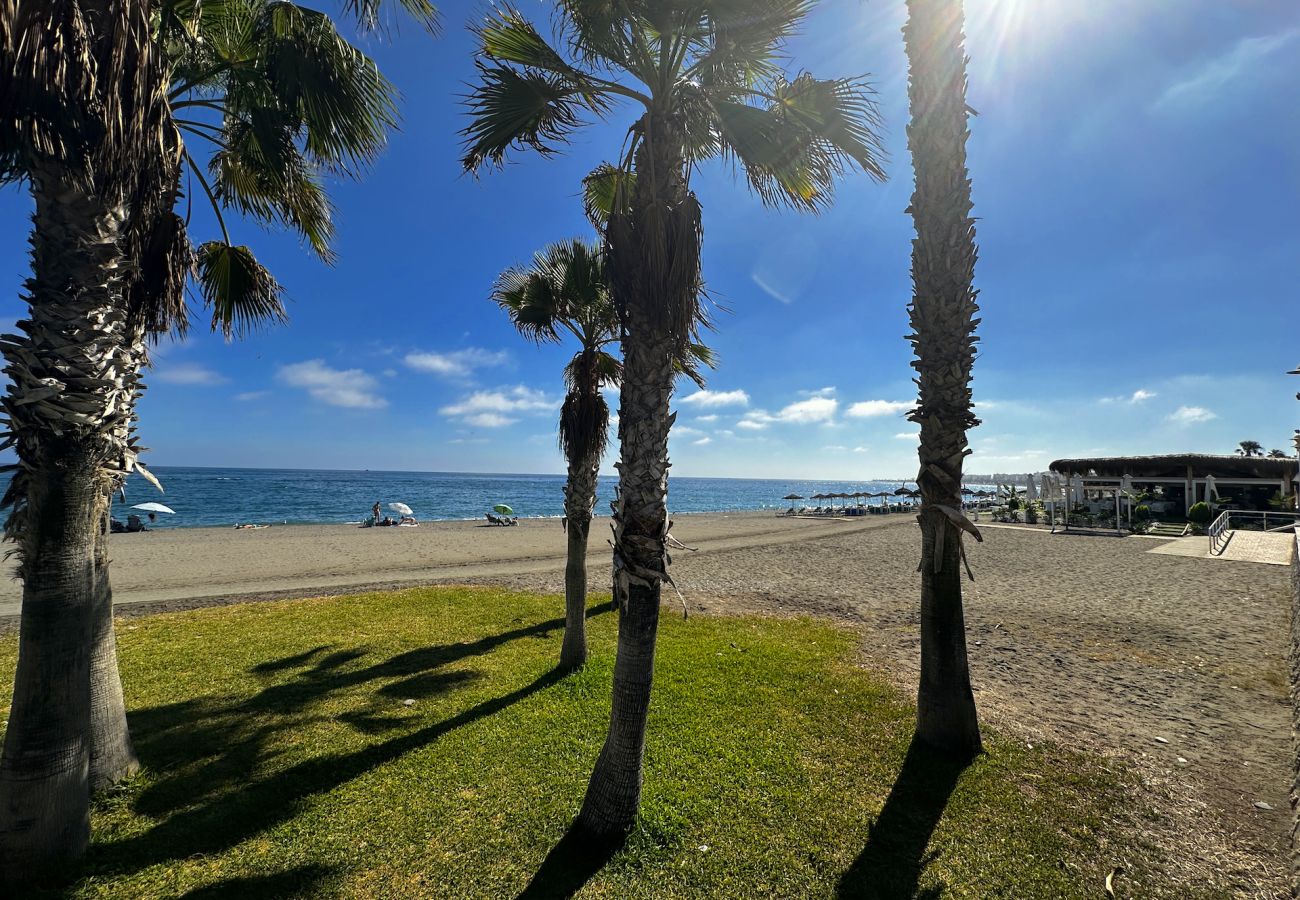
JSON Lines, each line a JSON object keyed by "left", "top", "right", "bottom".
{"left": 104, "top": 466, "right": 942, "bottom": 529}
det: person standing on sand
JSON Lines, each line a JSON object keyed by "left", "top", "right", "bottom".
{"left": 372, "top": 501, "right": 381, "bottom": 526}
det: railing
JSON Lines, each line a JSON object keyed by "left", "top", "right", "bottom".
{"left": 1208, "top": 510, "right": 1232, "bottom": 556}
{"left": 1208, "top": 509, "right": 1300, "bottom": 556}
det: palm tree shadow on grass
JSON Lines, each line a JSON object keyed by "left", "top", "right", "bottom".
{"left": 178, "top": 863, "right": 335, "bottom": 898}
{"left": 79, "top": 607, "right": 608, "bottom": 883}
{"left": 516, "top": 823, "right": 625, "bottom": 900}
{"left": 836, "top": 737, "right": 976, "bottom": 900}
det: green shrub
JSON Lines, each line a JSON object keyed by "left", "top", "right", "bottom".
{"left": 1132, "top": 504, "right": 1151, "bottom": 522}
{"left": 1007, "top": 496, "right": 1021, "bottom": 510}
{"left": 1187, "top": 501, "right": 1212, "bottom": 525}
{"left": 1024, "top": 505, "right": 1039, "bottom": 524}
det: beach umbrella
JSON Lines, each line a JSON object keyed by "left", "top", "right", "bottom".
{"left": 892, "top": 486, "right": 912, "bottom": 496}
{"left": 960, "top": 487, "right": 975, "bottom": 495}
{"left": 389, "top": 502, "right": 414, "bottom": 516}
{"left": 1204, "top": 474, "right": 1218, "bottom": 501}
{"left": 131, "top": 502, "right": 175, "bottom": 514}
{"left": 493, "top": 503, "right": 514, "bottom": 516}
{"left": 1025, "top": 475, "right": 1037, "bottom": 501}
{"left": 783, "top": 493, "right": 803, "bottom": 510}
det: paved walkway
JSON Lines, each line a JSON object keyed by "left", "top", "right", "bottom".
{"left": 1147, "top": 530, "right": 1296, "bottom": 566}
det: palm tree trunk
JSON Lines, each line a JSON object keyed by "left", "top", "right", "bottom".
{"left": 904, "top": 0, "right": 983, "bottom": 757}
{"left": 89, "top": 511, "right": 138, "bottom": 790}
{"left": 0, "top": 172, "right": 140, "bottom": 878}
{"left": 560, "top": 452, "right": 600, "bottom": 671}
{"left": 577, "top": 116, "right": 700, "bottom": 836}
{"left": 576, "top": 322, "right": 676, "bottom": 835}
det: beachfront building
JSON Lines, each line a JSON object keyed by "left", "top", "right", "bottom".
{"left": 1049, "top": 454, "right": 1300, "bottom": 514}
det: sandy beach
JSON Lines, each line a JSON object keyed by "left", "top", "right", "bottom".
{"left": 0, "top": 511, "right": 1290, "bottom": 890}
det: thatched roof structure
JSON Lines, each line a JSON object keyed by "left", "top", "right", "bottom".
{"left": 1049, "top": 454, "right": 1298, "bottom": 480}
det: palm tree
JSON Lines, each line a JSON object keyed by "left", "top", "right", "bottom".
{"left": 1237, "top": 440, "right": 1263, "bottom": 457}
{"left": 1268, "top": 448, "right": 1290, "bottom": 459}
{"left": 492, "top": 238, "right": 713, "bottom": 672}
{"left": 493, "top": 240, "right": 620, "bottom": 671}
{"left": 0, "top": 0, "right": 434, "bottom": 878}
{"left": 464, "top": 1, "right": 885, "bottom": 835}
{"left": 902, "top": 0, "right": 983, "bottom": 757}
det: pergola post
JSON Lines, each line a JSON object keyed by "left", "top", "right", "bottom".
{"left": 1186, "top": 465, "right": 1194, "bottom": 514}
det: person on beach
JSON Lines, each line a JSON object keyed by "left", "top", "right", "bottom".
{"left": 372, "top": 501, "right": 381, "bottom": 526}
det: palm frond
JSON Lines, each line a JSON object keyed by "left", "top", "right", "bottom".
{"left": 462, "top": 63, "right": 597, "bottom": 171}
{"left": 477, "top": 9, "right": 579, "bottom": 78}
{"left": 246, "top": 1, "right": 399, "bottom": 173}
{"left": 209, "top": 117, "right": 335, "bottom": 261}
{"left": 491, "top": 266, "right": 564, "bottom": 345}
{"left": 340, "top": 0, "right": 440, "bottom": 34}
{"left": 687, "top": 0, "right": 814, "bottom": 87}
{"left": 769, "top": 73, "right": 887, "bottom": 180}
{"left": 581, "top": 162, "right": 636, "bottom": 228}
{"left": 554, "top": 0, "right": 639, "bottom": 72}
{"left": 709, "top": 73, "right": 885, "bottom": 211}
{"left": 675, "top": 340, "right": 716, "bottom": 388}
{"left": 194, "top": 240, "right": 287, "bottom": 339}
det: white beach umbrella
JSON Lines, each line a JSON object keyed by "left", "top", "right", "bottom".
{"left": 1120, "top": 474, "right": 1134, "bottom": 495}
{"left": 131, "top": 502, "right": 175, "bottom": 514}
{"left": 1204, "top": 474, "right": 1218, "bottom": 501}
{"left": 1069, "top": 475, "right": 1084, "bottom": 505}
{"left": 1025, "top": 475, "right": 1037, "bottom": 501}
{"left": 389, "top": 502, "right": 414, "bottom": 516}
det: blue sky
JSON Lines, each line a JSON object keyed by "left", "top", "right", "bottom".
{"left": 2, "top": 0, "right": 1297, "bottom": 479}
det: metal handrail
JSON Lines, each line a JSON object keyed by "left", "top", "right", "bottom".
{"left": 1208, "top": 508, "right": 1300, "bottom": 556}
{"left": 1207, "top": 510, "right": 1231, "bottom": 555}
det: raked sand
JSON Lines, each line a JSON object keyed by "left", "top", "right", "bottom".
{"left": 0, "top": 511, "right": 1290, "bottom": 891}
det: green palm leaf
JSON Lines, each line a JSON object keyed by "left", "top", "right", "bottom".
{"left": 462, "top": 63, "right": 599, "bottom": 170}
{"left": 194, "top": 240, "right": 287, "bottom": 338}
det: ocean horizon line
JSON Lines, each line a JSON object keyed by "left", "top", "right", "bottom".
{"left": 144, "top": 463, "right": 928, "bottom": 484}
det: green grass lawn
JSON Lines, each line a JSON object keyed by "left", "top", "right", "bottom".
{"left": 0, "top": 587, "right": 1200, "bottom": 898}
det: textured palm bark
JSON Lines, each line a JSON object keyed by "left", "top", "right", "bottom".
{"left": 903, "top": 0, "right": 983, "bottom": 756}
{"left": 560, "top": 453, "right": 600, "bottom": 671}
{"left": 578, "top": 113, "right": 700, "bottom": 835}
{"left": 88, "top": 512, "right": 138, "bottom": 790}
{"left": 576, "top": 321, "right": 676, "bottom": 835}
{"left": 88, "top": 320, "right": 147, "bottom": 790}
{"left": 0, "top": 174, "right": 137, "bottom": 878}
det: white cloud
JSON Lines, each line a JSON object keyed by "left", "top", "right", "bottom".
{"left": 894, "top": 431, "right": 920, "bottom": 441}
{"left": 822, "top": 445, "right": 848, "bottom": 452}
{"left": 440, "top": 385, "right": 556, "bottom": 427}
{"left": 278, "top": 360, "right": 386, "bottom": 409}
{"left": 1100, "top": 388, "right": 1157, "bottom": 405}
{"left": 235, "top": 390, "right": 268, "bottom": 402}
{"left": 846, "top": 399, "right": 911, "bottom": 419}
{"left": 677, "top": 389, "right": 750, "bottom": 409}
{"left": 696, "top": 414, "right": 719, "bottom": 423}
{"left": 775, "top": 396, "right": 838, "bottom": 424}
{"left": 1157, "top": 28, "right": 1300, "bottom": 110}
{"left": 693, "top": 437, "right": 712, "bottom": 446}
{"left": 853, "top": 446, "right": 869, "bottom": 453}
{"left": 801, "top": 386, "right": 836, "bottom": 398}
{"left": 405, "top": 347, "right": 509, "bottom": 379}
{"left": 155, "top": 363, "right": 229, "bottom": 386}
{"left": 1168, "top": 405, "right": 1217, "bottom": 424}
{"left": 738, "top": 395, "right": 839, "bottom": 430}
{"left": 674, "top": 426, "right": 706, "bottom": 438}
